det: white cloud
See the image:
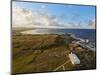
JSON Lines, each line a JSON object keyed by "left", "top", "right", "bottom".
{"left": 12, "top": 4, "right": 62, "bottom": 28}
{"left": 87, "top": 19, "right": 96, "bottom": 29}
{"left": 12, "top": 3, "right": 95, "bottom": 29}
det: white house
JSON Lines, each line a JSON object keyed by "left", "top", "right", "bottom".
{"left": 69, "top": 53, "right": 80, "bottom": 65}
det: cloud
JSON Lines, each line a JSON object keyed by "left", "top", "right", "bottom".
{"left": 87, "top": 19, "right": 95, "bottom": 29}
{"left": 12, "top": 4, "right": 64, "bottom": 28}
{"left": 12, "top": 3, "right": 95, "bottom": 29}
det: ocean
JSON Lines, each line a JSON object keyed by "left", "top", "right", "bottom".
{"left": 21, "top": 28, "right": 96, "bottom": 42}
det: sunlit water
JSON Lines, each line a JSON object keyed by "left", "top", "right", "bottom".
{"left": 21, "top": 28, "right": 96, "bottom": 42}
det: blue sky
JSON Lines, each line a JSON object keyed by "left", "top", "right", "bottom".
{"left": 12, "top": 1, "right": 96, "bottom": 29}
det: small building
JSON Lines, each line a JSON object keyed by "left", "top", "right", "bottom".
{"left": 69, "top": 53, "right": 80, "bottom": 65}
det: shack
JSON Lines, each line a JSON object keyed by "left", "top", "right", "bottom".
{"left": 69, "top": 52, "right": 80, "bottom": 65}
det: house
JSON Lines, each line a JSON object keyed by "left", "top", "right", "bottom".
{"left": 69, "top": 52, "right": 80, "bottom": 65}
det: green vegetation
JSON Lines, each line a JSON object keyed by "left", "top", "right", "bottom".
{"left": 12, "top": 28, "right": 74, "bottom": 74}
{"left": 12, "top": 28, "right": 96, "bottom": 74}
{"left": 75, "top": 50, "right": 96, "bottom": 70}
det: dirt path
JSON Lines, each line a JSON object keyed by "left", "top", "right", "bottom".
{"left": 53, "top": 60, "right": 70, "bottom": 71}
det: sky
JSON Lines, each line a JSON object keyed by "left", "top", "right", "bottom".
{"left": 12, "top": 1, "right": 96, "bottom": 29}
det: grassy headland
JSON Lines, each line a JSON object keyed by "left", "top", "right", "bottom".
{"left": 12, "top": 28, "right": 96, "bottom": 74}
